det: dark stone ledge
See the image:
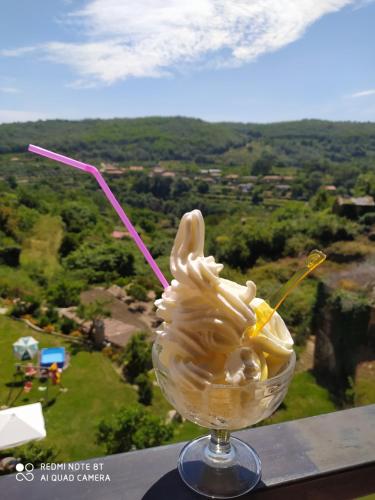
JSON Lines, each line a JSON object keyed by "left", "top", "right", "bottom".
{"left": 1, "top": 405, "right": 374, "bottom": 500}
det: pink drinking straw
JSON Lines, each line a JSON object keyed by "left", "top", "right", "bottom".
{"left": 28, "top": 144, "right": 170, "bottom": 290}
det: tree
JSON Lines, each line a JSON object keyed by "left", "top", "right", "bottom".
{"left": 77, "top": 299, "right": 111, "bottom": 338}
{"left": 64, "top": 242, "right": 135, "bottom": 283}
{"left": 310, "top": 189, "right": 335, "bottom": 211}
{"left": 59, "top": 233, "right": 80, "bottom": 258}
{"left": 135, "top": 373, "right": 153, "bottom": 405}
{"left": 133, "top": 174, "right": 150, "bottom": 194}
{"left": 291, "top": 181, "right": 307, "bottom": 199}
{"left": 10, "top": 297, "right": 40, "bottom": 318}
{"left": 15, "top": 443, "right": 57, "bottom": 468}
{"left": 17, "top": 187, "right": 42, "bottom": 210}
{"left": 5, "top": 175, "right": 17, "bottom": 189}
{"left": 48, "top": 276, "right": 85, "bottom": 307}
{"left": 61, "top": 202, "right": 98, "bottom": 233}
{"left": 197, "top": 180, "right": 209, "bottom": 194}
{"left": 218, "top": 235, "right": 251, "bottom": 271}
{"left": 60, "top": 317, "right": 77, "bottom": 334}
{"left": 97, "top": 406, "right": 173, "bottom": 454}
{"left": 308, "top": 171, "right": 323, "bottom": 195}
{"left": 251, "top": 186, "right": 263, "bottom": 205}
{"left": 127, "top": 282, "right": 148, "bottom": 301}
{"left": 172, "top": 178, "right": 191, "bottom": 198}
{"left": 0, "top": 204, "right": 18, "bottom": 238}
{"left": 354, "top": 172, "right": 375, "bottom": 198}
{"left": 150, "top": 176, "right": 172, "bottom": 198}
{"left": 122, "top": 332, "right": 152, "bottom": 383}
{"left": 252, "top": 153, "right": 275, "bottom": 176}
{"left": 0, "top": 244, "right": 21, "bottom": 267}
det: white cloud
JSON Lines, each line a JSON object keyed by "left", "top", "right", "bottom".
{"left": 0, "top": 110, "right": 50, "bottom": 124}
{"left": 351, "top": 89, "right": 375, "bottom": 98}
{"left": 2, "top": 0, "right": 358, "bottom": 85}
{"left": 0, "top": 87, "right": 20, "bottom": 94}
{"left": 0, "top": 46, "right": 38, "bottom": 57}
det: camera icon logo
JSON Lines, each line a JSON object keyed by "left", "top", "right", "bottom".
{"left": 15, "top": 463, "right": 34, "bottom": 481}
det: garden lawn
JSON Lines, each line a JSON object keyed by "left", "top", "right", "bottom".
{"left": 0, "top": 316, "right": 137, "bottom": 461}
{"left": 20, "top": 214, "right": 63, "bottom": 278}
{"left": 262, "top": 371, "right": 337, "bottom": 425}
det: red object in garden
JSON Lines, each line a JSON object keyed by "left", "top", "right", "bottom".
{"left": 23, "top": 381, "right": 33, "bottom": 393}
{"left": 25, "top": 365, "right": 37, "bottom": 377}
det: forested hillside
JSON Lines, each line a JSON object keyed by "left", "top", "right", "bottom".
{"left": 0, "top": 117, "right": 374, "bottom": 167}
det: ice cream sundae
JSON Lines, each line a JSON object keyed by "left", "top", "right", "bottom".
{"left": 153, "top": 209, "right": 294, "bottom": 428}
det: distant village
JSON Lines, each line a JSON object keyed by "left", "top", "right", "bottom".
{"left": 101, "top": 161, "right": 323, "bottom": 199}
{"left": 5, "top": 156, "right": 375, "bottom": 216}
{"left": 100, "top": 161, "right": 375, "bottom": 216}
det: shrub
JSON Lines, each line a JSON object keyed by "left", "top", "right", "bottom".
{"left": 307, "top": 213, "right": 358, "bottom": 244}
{"left": 37, "top": 315, "right": 50, "bottom": 328}
{"left": 149, "top": 238, "right": 171, "bottom": 259}
{"left": 59, "top": 233, "right": 81, "bottom": 258}
{"left": 97, "top": 407, "right": 172, "bottom": 454}
{"left": 102, "top": 345, "right": 122, "bottom": 364}
{"left": 197, "top": 181, "right": 209, "bottom": 194}
{"left": 60, "top": 202, "right": 98, "bottom": 233}
{"left": 284, "top": 234, "right": 316, "bottom": 257}
{"left": 60, "top": 317, "right": 77, "bottom": 335}
{"left": 360, "top": 212, "right": 375, "bottom": 226}
{"left": 15, "top": 443, "right": 57, "bottom": 467}
{"left": 64, "top": 242, "right": 135, "bottom": 283}
{"left": 327, "top": 241, "right": 368, "bottom": 263}
{"left": 0, "top": 267, "right": 41, "bottom": 299}
{"left": 0, "top": 244, "right": 21, "bottom": 267}
{"left": 45, "top": 305, "right": 59, "bottom": 324}
{"left": 10, "top": 297, "right": 40, "bottom": 318}
{"left": 127, "top": 282, "right": 148, "bottom": 302}
{"left": 135, "top": 373, "right": 153, "bottom": 406}
{"left": 122, "top": 332, "right": 152, "bottom": 383}
{"left": 48, "top": 276, "right": 85, "bottom": 307}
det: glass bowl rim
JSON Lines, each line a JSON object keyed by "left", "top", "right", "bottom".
{"left": 152, "top": 343, "right": 296, "bottom": 390}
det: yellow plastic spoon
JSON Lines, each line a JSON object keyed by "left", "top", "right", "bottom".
{"left": 246, "top": 249, "right": 326, "bottom": 338}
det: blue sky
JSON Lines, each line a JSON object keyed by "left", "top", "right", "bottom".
{"left": 0, "top": 0, "right": 374, "bottom": 124}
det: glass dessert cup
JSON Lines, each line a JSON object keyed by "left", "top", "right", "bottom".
{"left": 153, "top": 342, "right": 296, "bottom": 499}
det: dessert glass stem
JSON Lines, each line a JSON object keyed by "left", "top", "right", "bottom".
{"left": 206, "top": 429, "right": 235, "bottom": 465}
{"left": 178, "top": 431, "right": 262, "bottom": 498}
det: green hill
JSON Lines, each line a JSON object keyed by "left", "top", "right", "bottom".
{"left": 0, "top": 117, "right": 374, "bottom": 168}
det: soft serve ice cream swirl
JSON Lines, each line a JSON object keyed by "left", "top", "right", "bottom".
{"left": 154, "top": 210, "right": 293, "bottom": 425}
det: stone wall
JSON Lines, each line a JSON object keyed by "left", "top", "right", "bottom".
{"left": 313, "top": 281, "right": 374, "bottom": 399}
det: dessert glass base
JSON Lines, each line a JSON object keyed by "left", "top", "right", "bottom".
{"left": 178, "top": 430, "right": 261, "bottom": 499}
{"left": 153, "top": 343, "right": 296, "bottom": 499}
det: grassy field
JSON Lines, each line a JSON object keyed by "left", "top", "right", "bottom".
{"left": 20, "top": 214, "right": 63, "bottom": 278}
{"left": 0, "top": 315, "right": 207, "bottom": 459}
{"left": 263, "top": 371, "right": 336, "bottom": 425}
{"left": 0, "top": 316, "right": 138, "bottom": 461}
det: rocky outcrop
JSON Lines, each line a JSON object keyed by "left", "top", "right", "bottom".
{"left": 313, "top": 263, "right": 375, "bottom": 399}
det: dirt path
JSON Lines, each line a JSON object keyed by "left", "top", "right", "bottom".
{"left": 296, "top": 335, "right": 315, "bottom": 373}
